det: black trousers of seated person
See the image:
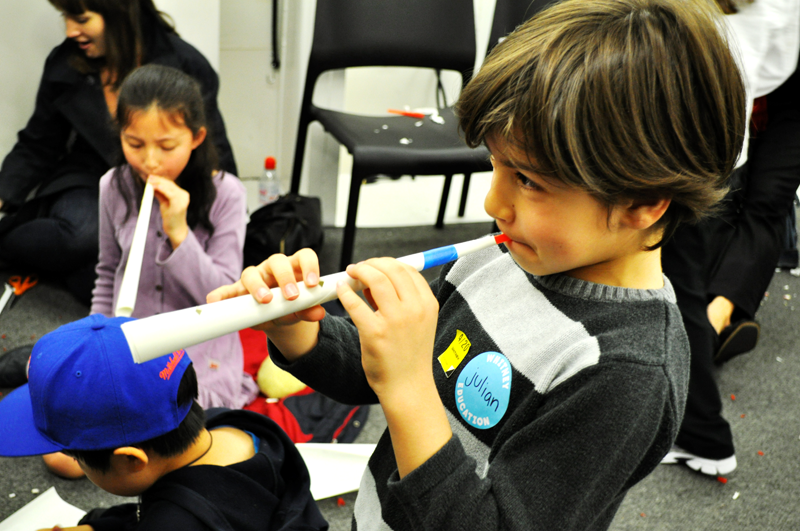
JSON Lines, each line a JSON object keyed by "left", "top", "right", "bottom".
{"left": 0, "top": 187, "right": 98, "bottom": 307}
{"left": 708, "top": 110, "right": 800, "bottom": 320}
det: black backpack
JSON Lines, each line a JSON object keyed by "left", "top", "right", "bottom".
{"left": 243, "top": 194, "right": 324, "bottom": 267}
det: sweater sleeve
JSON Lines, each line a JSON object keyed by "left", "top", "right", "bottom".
{"left": 0, "top": 48, "right": 73, "bottom": 206}
{"left": 90, "top": 171, "right": 121, "bottom": 316}
{"left": 155, "top": 172, "right": 246, "bottom": 302}
{"left": 377, "top": 362, "right": 676, "bottom": 531}
{"left": 269, "top": 315, "right": 380, "bottom": 406}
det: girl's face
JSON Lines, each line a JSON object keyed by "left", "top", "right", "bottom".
{"left": 63, "top": 10, "right": 107, "bottom": 59}
{"left": 120, "top": 106, "right": 207, "bottom": 183}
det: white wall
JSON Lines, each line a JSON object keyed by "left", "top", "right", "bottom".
{"left": 157, "top": 0, "right": 220, "bottom": 70}
{"left": 0, "top": 4, "right": 63, "bottom": 157}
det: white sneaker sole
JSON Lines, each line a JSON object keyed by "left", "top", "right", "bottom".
{"left": 661, "top": 448, "right": 737, "bottom": 476}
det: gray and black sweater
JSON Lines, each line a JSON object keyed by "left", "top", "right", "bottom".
{"left": 272, "top": 244, "right": 689, "bottom": 531}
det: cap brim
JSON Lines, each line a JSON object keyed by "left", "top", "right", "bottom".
{"left": 0, "top": 384, "right": 63, "bottom": 457}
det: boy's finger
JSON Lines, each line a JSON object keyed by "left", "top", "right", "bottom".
{"left": 206, "top": 281, "right": 247, "bottom": 303}
{"left": 359, "top": 258, "right": 419, "bottom": 303}
{"left": 336, "top": 279, "right": 373, "bottom": 326}
{"left": 264, "top": 254, "right": 302, "bottom": 300}
{"left": 240, "top": 265, "right": 276, "bottom": 304}
{"left": 346, "top": 261, "right": 398, "bottom": 305}
{"left": 294, "top": 248, "right": 321, "bottom": 287}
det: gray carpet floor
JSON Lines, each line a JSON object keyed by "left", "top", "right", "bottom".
{"left": 1, "top": 220, "right": 799, "bottom": 530}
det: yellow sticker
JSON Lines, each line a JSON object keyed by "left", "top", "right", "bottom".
{"left": 438, "top": 330, "right": 471, "bottom": 378}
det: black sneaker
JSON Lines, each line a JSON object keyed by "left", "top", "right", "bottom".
{"left": 714, "top": 320, "right": 760, "bottom": 365}
{"left": 0, "top": 344, "right": 32, "bottom": 388}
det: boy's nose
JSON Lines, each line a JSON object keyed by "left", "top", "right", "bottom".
{"left": 484, "top": 171, "right": 512, "bottom": 223}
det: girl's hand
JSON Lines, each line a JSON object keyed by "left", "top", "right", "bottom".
{"left": 206, "top": 249, "right": 325, "bottom": 358}
{"left": 336, "top": 258, "right": 439, "bottom": 399}
{"left": 147, "top": 175, "right": 190, "bottom": 249}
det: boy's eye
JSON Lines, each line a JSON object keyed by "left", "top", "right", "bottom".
{"left": 515, "top": 172, "right": 542, "bottom": 191}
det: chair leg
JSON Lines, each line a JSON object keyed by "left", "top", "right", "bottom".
{"left": 340, "top": 175, "right": 364, "bottom": 271}
{"left": 458, "top": 173, "right": 472, "bottom": 218}
{"left": 436, "top": 174, "right": 454, "bottom": 229}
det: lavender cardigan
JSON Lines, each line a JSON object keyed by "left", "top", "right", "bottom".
{"left": 92, "top": 167, "right": 259, "bottom": 408}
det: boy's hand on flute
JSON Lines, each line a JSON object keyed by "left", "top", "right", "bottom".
{"left": 207, "top": 249, "right": 326, "bottom": 359}
{"left": 337, "top": 258, "right": 439, "bottom": 398}
{"left": 338, "top": 258, "right": 450, "bottom": 478}
{"left": 147, "top": 175, "right": 189, "bottom": 249}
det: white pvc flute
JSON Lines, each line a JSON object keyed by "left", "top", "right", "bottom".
{"left": 124, "top": 233, "right": 510, "bottom": 363}
{"left": 115, "top": 182, "right": 155, "bottom": 318}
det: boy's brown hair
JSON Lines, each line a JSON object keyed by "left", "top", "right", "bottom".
{"left": 458, "top": 0, "right": 746, "bottom": 248}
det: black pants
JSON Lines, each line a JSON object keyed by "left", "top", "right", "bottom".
{"left": 0, "top": 187, "right": 98, "bottom": 306}
{"left": 662, "top": 214, "right": 736, "bottom": 459}
{"left": 662, "top": 110, "right": 800, "bottom": 459}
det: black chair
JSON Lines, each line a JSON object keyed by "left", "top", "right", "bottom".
{"left": 487, "top": 0, "right": 557, "bottom": 54}
{"left": 289, "top": 0, "right": 491, "bottom": 271}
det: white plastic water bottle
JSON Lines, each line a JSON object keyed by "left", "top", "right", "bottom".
{"left": 259, "top": 156, "right": 280, "bottom": 205}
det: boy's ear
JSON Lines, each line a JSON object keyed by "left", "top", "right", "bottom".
{"left": 191, "top": 127, "right": 207, "bottom": 150}
{"left": 113, "top": 446, "right": 149, "bottom": 472}
{"left": 619, "top": 197, "right": 671, "bottom": 230}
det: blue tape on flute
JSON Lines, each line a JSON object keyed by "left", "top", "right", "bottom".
{"left": 123, "top": 233, "right": 510, "bottom": 363}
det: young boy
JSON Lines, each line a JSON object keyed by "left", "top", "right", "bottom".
{"left": 0, "top": 314, "right": 327, "bottom": 531}
{"left": 209, "top": 0, "right": 746, "bottom": 529}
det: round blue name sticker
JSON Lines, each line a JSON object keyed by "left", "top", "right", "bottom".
{"left": 454, "top": 352, "right": 512, "bottom": 429}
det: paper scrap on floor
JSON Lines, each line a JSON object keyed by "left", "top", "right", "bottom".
{"left": 0, "top": 487, "right": 86, "bottom": 531}
{"left": 296, "top": 443, "right": 376, "bottom": 500}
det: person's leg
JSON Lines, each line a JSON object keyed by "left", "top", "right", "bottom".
{"left": 42, "top": 452, "right": 85, "bottom": 479}
{"left": 0, "top": 187, "right": 98, "bottom": 304}
{"left": 661, "top": 222, "right": 736, "bottom": 471}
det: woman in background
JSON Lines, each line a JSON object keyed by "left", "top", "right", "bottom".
{"left": 0, "top": 0, "right": 236, "bottom": 305}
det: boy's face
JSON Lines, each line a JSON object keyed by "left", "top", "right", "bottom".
{"left": 485, "top": 136, "right": 648, "bottom": 286}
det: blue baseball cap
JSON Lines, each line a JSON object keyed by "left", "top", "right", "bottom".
{"left": 0, "top": 314, "right": 192, "bottom": 457}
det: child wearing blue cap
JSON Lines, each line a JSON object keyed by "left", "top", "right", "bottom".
{"left": 208, "top": 0, "right": 745, "bottom": 529}
{"left": 0, "top": 314, "right": 327, "bottom": 531}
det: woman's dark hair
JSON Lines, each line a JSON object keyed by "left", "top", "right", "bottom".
{"left": 64, "top": 363, "right": 206, "bottom": 472}
{"left": 48, "top": 0, "right": 176, "bottom": 89}
{"left": 113, "top": 64, "right": 219, "bottom": 235}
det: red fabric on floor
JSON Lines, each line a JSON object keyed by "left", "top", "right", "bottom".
{"left": 239, "top": 327, "right": 269, "bottom": 378}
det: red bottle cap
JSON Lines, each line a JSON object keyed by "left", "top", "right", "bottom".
{"left": 264, "top": 156, "right": 276, "bottom": 170}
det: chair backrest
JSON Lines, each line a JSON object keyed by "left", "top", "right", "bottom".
{"left": 486, "top": 0, "right": 558, "bottom": 55}
{"left": 307, "top": 0, "right": 477, "bottom": 89}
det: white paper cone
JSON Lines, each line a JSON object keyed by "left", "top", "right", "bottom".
{"left": 115, "top": 182, "right": 155, "bottom": 317}
{"left": 124, "top": 272, "right": 360, "bottom": 363}
{"left": 124, "top": 233, "right": 503, "bottom": 364}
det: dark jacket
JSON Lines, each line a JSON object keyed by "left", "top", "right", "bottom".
{"left": 82, "top": 409, "right": 328, "bottom": 531}
{"left": 0, "top": 29, "right": 237, "bottom": 209}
